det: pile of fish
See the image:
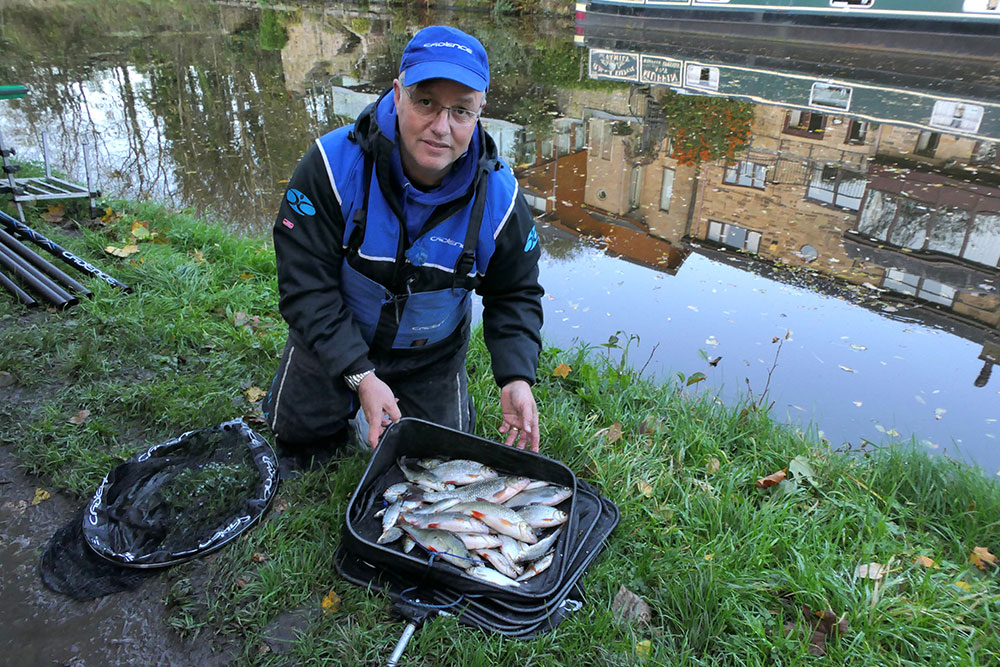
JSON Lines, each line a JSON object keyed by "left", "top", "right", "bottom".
{"left": 374, "top": 456, "right": 573, "bottom": 588}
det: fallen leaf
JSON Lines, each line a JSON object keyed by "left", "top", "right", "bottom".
{"left": 235, "top": 577, "right": 249, "bottom": 589}
{"left": 704, "top": 553, "right": 714, "bottom": 560}
{"left": 612, "top": 585, "right": 652, "bottom": 626}
{"left": 42, "top": 203, "right": 65, "bottom": 223}
{"left": 321, "top": 590, "right": 341, "bottom": 615}
{"left": 755, "top": 469, "right": 787, "bottom": 489}
{"left": 955, "top": 581, "right": 972, "bottom": 591}
{"left": 243, "top": 386, "right": 266, "bottom": 403}
{"left": 855, "top": 562, "right": 887, "bottom": 580}
{"left": 68, "top": 409, "right": 91, "bottom": 425}
{"left": 104, "top": 244, "right": 139, "bottom": 258}
{"left": 130, "top": 221, "right": 151, "bottom": 239}
{"left": 708, "top": 356, "right": 722, "bottom": 367}
{"left": 788, "top": 455, "right": 817, "bottom": 487}
{"left": 969, "top": 546, "right": 997, "bottom": 570}
{"left": 31, "top": 488, "right": 51, "bottom": 505}
{"left": 251, "top": 552, "right": 268, "bottom": 564}
{"left": 705, "top": 458, "right": 721, "bottom": 474}
{"left": 838, "top": 365, "right": 856, "bottom": 373}
{"left": 635, "top": 640, "right": 652, "bottom": 660}
{"left": 686, "top": 371, "right": 706, "bottom": 386}
{"left": 636, "top": 480, "right": 653, "bottom": 497}
{"left": 551, "top": 363, "right": 572, "bottom": 379}
{"left": 240, "top": 272, "right": 254, "bottom": 280}
{"left": 606, "top": 421, "right": 623, "bottom": 443}
{"left": 914, "top": 555, "right": 939, "bottom": 569}
{"left": 233, "top": 311, "right": 260, "bottom": 332}
{"left": 192, "top": 250, "right": 206, "bottom": 264}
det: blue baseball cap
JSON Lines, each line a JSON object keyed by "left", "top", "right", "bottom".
{"left": 399, "top": 26, "right": 490, "bottom": 93}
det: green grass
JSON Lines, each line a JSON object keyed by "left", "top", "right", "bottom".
{"left": 1, "top": 199, "right": 997, "bottom": 666}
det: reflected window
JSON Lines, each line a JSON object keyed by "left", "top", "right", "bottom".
{"left": 810, "top": 83, "right": 852, "bottom": 111}
{"left": 857, "top": 190, "right": 1000, "bottom": 268}
{"left": 857, "top": 190, "right": 896, "bottom": 241}
{"left": 915, "top": 131, "right": 940, "bottom": 158}
{"left": 723, "top": 161, "right": 767, "bottom": 189}
{"left": 806, "top": 165, "right": 866, "bottom": 210}
{"left": 929, "top": 101, "right": 984, "bottom": 133}
{"left": 685, "top": 65, "right": 720, "bottom": 91}
{"left": 846, "top": 120, "right": 871, "bottom": 145}
{"left": 708, "top": 221, "right": 762, "bottom": 253}
{"left": 784, "top": 110, "right": 827, "bottom": 138}
{"left": 831, "top": 0, "right": 874, "bottom": 5}
{"left": 964, "top": 212, "right": 1000, "bottom": 266}
{"left": 883, "top": 269, "right": 956, "bottom": 306}
{"left": 660, "top": 168, "right": 675, "bottom": 212}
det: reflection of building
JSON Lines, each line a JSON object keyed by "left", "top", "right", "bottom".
{"left": 529, "top": 27, "right": 999, "bottom": 355}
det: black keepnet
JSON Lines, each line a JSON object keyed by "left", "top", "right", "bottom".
{"left": 343, "top": 418, "right": 581, "bottom": 601}
{"left": 83, "top": 419, "right": 278, "bottom": 568}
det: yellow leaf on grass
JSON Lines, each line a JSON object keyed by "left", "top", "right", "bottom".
{"left": 955, "top": 581, "right": 972, "bottom": 591}
{"left": 105, "top": 244, "right": 139, "bottom": 258}
{"left": 914, "top": 555, "right": 939, "bottom": 569}
{"left": 551, "top": 363, "right": 572, "bottom": 379}
{"left": 42, "top": 204, "right": 65, "bottom": 223}
{"left": 636, "top": 480, "right": 653, "bottom": 497}
{"left": 130, "top": 221, "right": 151, "bottom": 239}
{"left": 68, "top": 409, "right": 91, "bottom": 425}
{"left": 31, "top": 488, "right": 51, "bottom": 505}
{"left": 969, "top": 546, "right": 997, "bottom": 570}
{"left": 244, "top": 386, "right": 266, "bottom": 403}
{"left": 635, "top": 640, "right": 652, "bottom": 660}
{"left": 705, "top": 458, "right": 721, "bottom": 474}
{"left": 321, "top": 590, "right": 341, "bottom": 615}
{"left": 240, "top": 272, "right": 254, "bottom": 280}
{"left": 192, "top": 250, "right": 206, "bottom": 264}
{"left": 607, "top": 421, "right": 623, "bottom": 443}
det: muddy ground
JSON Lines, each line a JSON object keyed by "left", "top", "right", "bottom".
{"left": 0, "top": 445, "right": 236, "bottom": 666}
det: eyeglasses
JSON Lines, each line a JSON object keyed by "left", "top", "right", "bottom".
{"left": 404, "top": 87, "right": 481, "bottom": 127}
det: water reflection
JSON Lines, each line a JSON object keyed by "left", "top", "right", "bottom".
{"left": 0, "top": 1, "right": 997, "bottom": 474}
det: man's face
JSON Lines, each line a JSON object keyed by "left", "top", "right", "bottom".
{"left": 392, "top": 78, "right": 484, "bottom": 188}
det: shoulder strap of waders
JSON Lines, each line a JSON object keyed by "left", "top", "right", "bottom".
{"left": 346, "top": 149, "right": 374, "bottom": 255}
{"left": 452, "top": 162, "right": 491, "bottom": 290}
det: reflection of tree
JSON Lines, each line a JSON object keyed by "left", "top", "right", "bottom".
{"left": 653, "top": 91, "right": 753, "bottom": 165}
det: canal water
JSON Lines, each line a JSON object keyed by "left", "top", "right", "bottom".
{"left": 1, "top": 1, "right": 997, "bottom": 480}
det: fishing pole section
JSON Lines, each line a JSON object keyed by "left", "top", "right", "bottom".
{"left": 0, "top": 209, "right": 130, "bottom": 307}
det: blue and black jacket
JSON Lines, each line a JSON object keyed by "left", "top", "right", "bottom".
{"left": 273, "top": 91, "right": 543, "bottom": 386}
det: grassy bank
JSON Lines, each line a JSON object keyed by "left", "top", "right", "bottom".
{"left": 1, "top": 200, "right": 998, "bottom": 666}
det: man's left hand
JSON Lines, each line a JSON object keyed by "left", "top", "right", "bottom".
{"left": 499, "top": 380, "right": 539, "bottom": 452}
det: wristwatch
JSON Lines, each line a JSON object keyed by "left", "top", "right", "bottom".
{"left": 344, "top": 369, "right": 374, "bottom": 392}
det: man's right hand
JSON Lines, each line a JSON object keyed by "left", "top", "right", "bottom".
{"left": 357, "top": 372, "right": 401, "bottom": 449}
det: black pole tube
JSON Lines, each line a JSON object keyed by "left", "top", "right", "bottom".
{"left": 0, "top": 210, "right": 131, "bottom": 292}
{"left": 0, "top": 265, "right": 38, "bottom": 307}
{"left": 0, "top": 241, "right": 75, "bottom": 307}
{"left": 0, "top": 228, "right": 92, "bottom": 298}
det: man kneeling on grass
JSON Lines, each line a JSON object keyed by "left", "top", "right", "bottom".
{"left": 263, "top": 25, "right": 544, "bottom": 473}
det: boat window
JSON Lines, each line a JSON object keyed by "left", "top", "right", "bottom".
{"left": 685, "top": 65, "right": 720, "bottom": 91}
{"left": 929, "top": 101, "right": 984, "bottom": 133}
{"left": 830, "top": 0, "right": 874, "bottom": 7}
{"left": 846, "top": 120, "right": 870, "bottom": 145}
{"left": 784, "top": 110, "right": 827, "bottom": 138}
{"left": 810, "top": 83, "right": 852, "bottom": 111}
{"left": 962, "top": 0, "right": 1000, "bottom": 14}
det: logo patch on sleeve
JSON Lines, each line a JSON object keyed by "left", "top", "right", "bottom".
{"left": 286, "top": 189, "right": 316, "bottom": 216}
{"left": 282, "top": 218, "right": 294, "bottom": 229}
{"left": 523, "top": 226, "right": 538, "bottom": 252}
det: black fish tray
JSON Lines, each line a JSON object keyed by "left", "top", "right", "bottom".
{"left": 336, "top": 418, "right": 620, "bottom": 637}
{"left": 342, "top": 418, "right": 582, "bottom": 601}
{"left": 335, "top": 481, "right": 619, "bottom": 637}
